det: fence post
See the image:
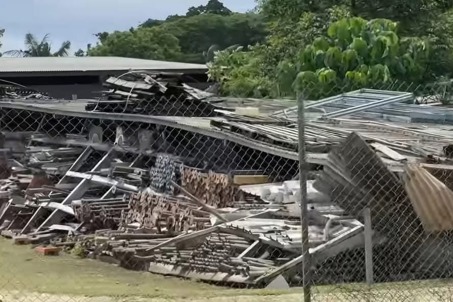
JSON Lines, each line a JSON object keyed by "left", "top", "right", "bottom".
{"left": 363, "top": 207, "right": 374, "bottom": 285}
{"left": 297, "top": 92, "right": 312, "bottom": 302}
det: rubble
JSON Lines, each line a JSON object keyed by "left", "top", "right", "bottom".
{"left": 0, "top": 80, "right": 51, "bottom": 100}
{"left": 0, "top": 128, "right": 364, "bottom": 286}
{"left": 85, "top": 72, "right": 220, "bottom": 116}
{"left": 2, "top": 86, "right": 453, "bottom": 288}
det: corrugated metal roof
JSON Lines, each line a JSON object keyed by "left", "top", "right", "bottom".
{"left": 405, "top": 164, "right": 453, "bottom": 232}
{"left": 0, "top": 57, "right": 208, "bottom": 73}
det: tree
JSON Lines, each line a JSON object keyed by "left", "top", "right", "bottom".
{"left": 74, "top": 49, "right": 85, "bottom": 57}
{"left": 290, "top": 18, "right": 431, "bottom": 98}
{"left": 159, "top": 13, "right": 267, "bottom": 63}
{"left": 74, "top": 44, "right": 92, "bottom": 57}
{"left": 139, "top": 19, "right": 164, "bottom": 28}
{"left": 208, "top": 45, "right": 272, "bottom": 97}
{"left": 94, "top": 32, "right": 110, "bottom": 43}
{"left": 208, "top": 6, "right": 352, "bottom": 97}
{"left": 206, "top": 0, "right": 453, "bottom": 98}
{"left": 209, "top": 15, "right": 433, "bottom": 98}
{"left": 4, "top": 33, "right": 71, "bottom": 57}
{"left": 88, "top": 27, "right": 181, "bottom": 61}
{"left": 187, "top": 0, "right": 232, "bottom": 16}
{"left": 135, "top": 1, "right": 267, "bottom": 63}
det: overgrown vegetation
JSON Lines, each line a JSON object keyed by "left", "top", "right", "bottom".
{"left": 208, "top": 0, "right": 453, "bottom": 98}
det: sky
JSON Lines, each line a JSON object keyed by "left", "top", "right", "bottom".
{"left": 0, "top": 0, "right": 256, "bottom": 55}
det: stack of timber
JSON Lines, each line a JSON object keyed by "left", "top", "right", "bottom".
{"left": 72, "top": 197, "right": 129, "bottom": 232}
{"left": 85, "top": 72, "right": 219, "bottom": 117}
{"left": 181, "top": 167, "right": 253, "bottom": 208}
{"left": 124, "top": 188, "right": 211, "bottom": 233}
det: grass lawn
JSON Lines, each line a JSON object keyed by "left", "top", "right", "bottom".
{"left": 1, "top": 238, "right": 453, "bottom": 302}
{"left": 0, "top": 238, "right": 295, "bottom": 301}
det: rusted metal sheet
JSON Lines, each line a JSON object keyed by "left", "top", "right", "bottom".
{"left": 405, "top": 164, "right": 453, "bottom": 232}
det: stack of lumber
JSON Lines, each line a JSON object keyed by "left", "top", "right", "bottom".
{"left": 72, "top": 197, "right": 129, "bottom": 231}
{"left": 124, "top": 189, "right": 211, "bottom": 233}
{"left": 181, "top": 167, "right": 247, "bottom": 208}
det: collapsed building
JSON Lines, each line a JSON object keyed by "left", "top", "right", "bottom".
{"left": 1, "top": 73, "right": 453, "bottom": 288}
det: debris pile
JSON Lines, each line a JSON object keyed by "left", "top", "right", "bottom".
{"left": 85, "top": 72, "right": 219, "bottom": 116}
{"left": 3, "top": 87, "right": 453, "bottom": 288}
{"left": 0, "top": 130, "right": 363, "bottom": 287}
{"left": 0, "top": 81, "right": 51, "bottom": 100}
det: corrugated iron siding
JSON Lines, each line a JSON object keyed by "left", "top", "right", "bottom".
{"left": 405, "top": 165, "right": 453, "bottom": 232}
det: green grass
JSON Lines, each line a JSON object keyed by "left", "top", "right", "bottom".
{"left": 2, "top": 238, "right": 453, "bottom": 301}
{"left": 0, "top": 238, "right": 290, "bottom": 299}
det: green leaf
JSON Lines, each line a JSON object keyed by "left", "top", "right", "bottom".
{"left": 314, "top": 50, "right": 326, "bottom": 69}
{"left": 349, "top": 38, "right": 368, "bottom": 57}
{"left": 328, "top": 19, "right": 351, "bottom": 43}
{"left": 368, "top": 64, "right": 391, "bottom": 83}
{"left": 348, "top": 17, "right": 367, "bottom": 37}
{"left": 341, "top": 49, "right": 359, "bottom": 71}
{"left": 317, "top": 68, "right": 337, "bottom": 84}
{"left": 324, "top": 47, "right": 342, "bottom": 69}
{"left": 345, "top": 70, "right": 368, "bottom": 85}
{"left": 313, "top": 37, "right": 330, "bottom": 51}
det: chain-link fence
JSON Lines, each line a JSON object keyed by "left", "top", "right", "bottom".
{"left": 1, "top": 72, "right": 453, "bottom": 302}
{"left": 299, "top": 79, "right": 453, "bottom": 302}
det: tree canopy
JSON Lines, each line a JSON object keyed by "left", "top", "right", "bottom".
{"left": 88, "top": 27, "right": 181, "bottom": 61}
{"left": 89, "top": 0, "right": 267, "bottom": 63}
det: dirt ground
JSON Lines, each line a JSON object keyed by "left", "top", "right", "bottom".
{"left": 1, "top": 238, "right": 453, "bottom": 302}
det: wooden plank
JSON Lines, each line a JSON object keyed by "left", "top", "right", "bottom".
{"left": 370, "top": 142, "right": 407, "bottom": 161}
{"left": 233, "top": 175, "right": 269, "bottom": 185}
{"left": 171, "top": 181, "right": 227, "bottom": 223}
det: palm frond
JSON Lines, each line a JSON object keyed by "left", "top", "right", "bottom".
{"left": 24, "top": 33, "right": 40, "bottom": 52}
{"left": 3, "top": 49, "right": 26, "bottom": 57}
{"left": 39, "top": 42, "right": 52, "bottom": 57}
{"left": 53, "top": 41, "right": 71, "bottom": 57}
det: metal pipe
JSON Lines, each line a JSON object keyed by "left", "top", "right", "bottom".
{"left": 324, "top": 93, "right": 413, "bottom": 118}
{"left": 297, "top": 92, "right": 311, "bottom": 302}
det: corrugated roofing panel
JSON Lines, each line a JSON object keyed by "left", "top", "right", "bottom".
{"left": 0, "top": 57, "right": 207, "bottom": 73}
{"left": 405, "top": 164, "right": 453, "bottom": 232}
